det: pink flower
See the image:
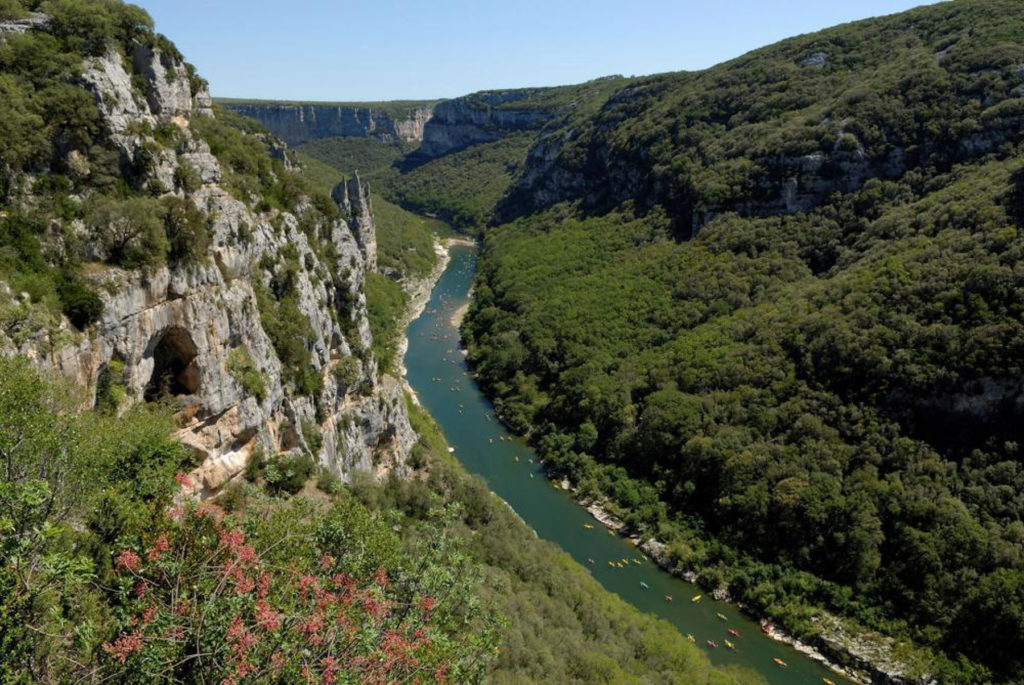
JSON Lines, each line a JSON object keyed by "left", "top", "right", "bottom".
{"left": 174, "top": 471, "right": 194, "bottom": 487}
{"left": 147, "top": 533, "right": 170, "bottom": 561}
{"left": 374, "top": 566, "right": 389, "bottom": 588}
{"left": 255, "top": 600, "right": 281, "bottom": 631}
{"left": 114, "top": 550, "right": 141, "bottom": 573}
{"left": 102, "top": 632, "right": 143, "bottom": 663}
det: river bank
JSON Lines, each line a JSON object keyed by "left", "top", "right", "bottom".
{"left": 553, "top": 462, "right": 927, "bottom": 684}
{"left": 406, "top": 245, "right": 861, "bottom": 684}
{"left": 394, "top": 236, "right": 476, "bottom": 388}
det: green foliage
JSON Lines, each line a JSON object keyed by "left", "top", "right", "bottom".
{"left": 460, "top": 3, "right": 1024, "bottom": 679}
{"left": 362, "top": 397, "right": 762, "bottom": 685}
{"left": 254, "top": 279, "right": 322, "bottom": 397}
{"left": 364, "top": 272, "right": 407, "bottom": 375}
{"left": 316, "top": 469, "right": 342, "bottom": 495}
{"left": 162, "top": 195, "right": 210, "bottom": 265}
{"left": 0, "top": 212, "right": 103, "bottom": 330}
{"left": 94, "top": 358, "right": 126, "bottom": 413}
{"left": 262, "top": 452, "right": 315, "bottom": 496}
{"left": 370, "top": 193, "right": 446, "bottom": 277}
{"left": 390, "top": 134, "right": 533, "bottom": 233}
{"left": 0, "top": 356, "right": 189, "bottom": 681}
{"left": 332, "top": 354, "right": 360, "bottom": 392}
{"left": 293, "top": 140, "right": 446, "bottom": 280}
{"left": 85, "top": 194, "right": 168, "bottom": 269}
{"left": 0, "top": 359, "right": 499, "bottom": 683}
{"left": 301, "top": 419, "right": 323, "bottom": 455}
{"left": 226, "top": 346, "right": 265, "bottom": 401}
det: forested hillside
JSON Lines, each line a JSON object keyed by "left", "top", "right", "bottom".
{"left": 461, "top": 1, "right": 1024, "bottom": 682}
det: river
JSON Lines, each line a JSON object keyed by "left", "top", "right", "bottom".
{"left": 404, "top": 244, "right": 850, "bottom": 685}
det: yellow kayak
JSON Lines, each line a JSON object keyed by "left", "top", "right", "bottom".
{"left": 687, "top": 634, "right": 695, "bottom": 642}
{"left": 823, "top": 680, "right": 836, "bottom": 685}
{"left": 773, "top": 658, "right": 788, "bottom": 668}
{"left": 583, "top": 524, "right": 594, "bottom": 529}
{"left": 691, "top": 594, "right": 702, "bottom": 603}
{"left": 724, "top": 639, "right": 735, "bottom": 650}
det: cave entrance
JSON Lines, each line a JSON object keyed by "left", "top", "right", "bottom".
{"left": 144, "top": 327, "right": 200, "bottom": 401}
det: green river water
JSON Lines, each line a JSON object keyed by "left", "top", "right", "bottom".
{"left": 404, "top": 245, "right": 851, "bottom": 685}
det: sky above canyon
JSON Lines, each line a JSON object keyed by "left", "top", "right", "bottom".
{"left": 136, "top": 0, "right": 940, "bottom": 101}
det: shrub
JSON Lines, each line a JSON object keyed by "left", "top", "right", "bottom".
{"left": 226, "top": 346, "right": 265, "bottom": 401}
{"left": 173, "top": 161, "right": 201, "bottom": 193}
{"left": 301, "top": 419, "right": 323, "bottom": 456}
{"left": 162, "top": 196, "right": 209, "bottom": 265}
{"left": 56, "top": 270, "right": 103, "bottom": 328}
{"left": 316, "top": 469, "right": 342, "bottom": 495}
{"left": 94, "top": 358, "right": 126, "bottom": 413}
{"left": 333, "top": 354, "right": 359, "bottom": 391}
{"left": 85, "top": 195, "right": 167, "bottom": 269}
{"left": 100, "top": 497, "right": 498, "bottom": 683}
{"left": 262, "top": 452, "right": 314, "bottom": 496}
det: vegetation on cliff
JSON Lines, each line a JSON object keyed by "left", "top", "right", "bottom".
{"left": 461, "top": 1, "right": 1024, "bottom": 681}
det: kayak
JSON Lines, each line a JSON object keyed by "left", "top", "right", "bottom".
{"left": 724, "top": 639, "right": 735, "bottom": 650}
{"left": 640, "top": 582, "right": 649, "bottom": 589}
{"left": 706, "top": 641, "right": 718, "bottom": 649}
{"left": 691, "top": 594, "right": 702, "bottom": 603}
{"left": 773, "top": 658, "right": 788, "bottom": 668}
{"left": 687, "top": 634, "right": 695, "bottom": 642}
{"left": 727, "top": 628, "right": 739, "bottom": 637}
{"left": 716, "top": 613, "right": 727, "bottom": 621}
{"left": 583, "top": 524, "right": 594, "bottom": 529}
{"left": 823, "top": 680, "right": 836, "bottom": 685}
{"left": 664, "top": 595, "right": 673, "bottom": 602}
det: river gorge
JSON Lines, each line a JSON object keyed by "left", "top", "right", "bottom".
{"left": 403, "top": 244, "right": 851, "bottom": 685}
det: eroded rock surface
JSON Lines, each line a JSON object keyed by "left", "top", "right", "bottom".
{"left": 3, "top": 39, "right": 416, "bottom": 497}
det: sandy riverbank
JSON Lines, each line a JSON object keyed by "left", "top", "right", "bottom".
{"left": 396, "top": 237, "right": 476, "bottom": 404}
{"left": 562, "top": 486, "right": 876, "bottom": 683}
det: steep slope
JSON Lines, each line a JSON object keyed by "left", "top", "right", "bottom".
{"left": 219, "top": 98, "right": 436, "bottom": 146}
{"left": 236, "top": 78, "right": 630, "bottom": 232}
{"left": 0, "top": 2, "right": 415, "bottom": 497}
{"left": 462, "top": 1, "right": 1024, "bottom": 682}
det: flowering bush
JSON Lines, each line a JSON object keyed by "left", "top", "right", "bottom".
{"left": 102, "top": 495, "right": 499, "bottom": 683}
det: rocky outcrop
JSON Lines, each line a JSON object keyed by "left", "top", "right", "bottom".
{"left": 331, "top": 173, "right": 378, "bottom": 273}
{"left": 0, "top": 12, "right": 47, "bottom": 35}
{"left": 413, "top": 90, "right": 557, "bottom": 158}
{"left": 221, "top": 102, "right": 434, "bottom": 146}
{"left": 2, "top": 36, "right": 416, "bottom": 497}
{"left": 227, "top": 88, "right": 564, "bottom": 161}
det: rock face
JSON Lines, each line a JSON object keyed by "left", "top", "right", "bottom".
{"left": 221, "top": 102, "right": 434, "bottom": 146}
{"left": 498, "top": 87, "right": 1024, "bottom": 235}
{"left": 3, "top": 38, "right": 415, "bottom": 497}
{"left": 226, "top": 88, "right": 562, "bottom": 160}
{"left": 414, "top": 90, "right": 556, "bottom": 158}
{"left": 331, "top": 173, "right": 378, "bottom": 273}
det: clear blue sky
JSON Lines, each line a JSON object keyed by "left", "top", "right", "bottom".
{"left": 134, "top": 0, "right": 940, "bottom": 102}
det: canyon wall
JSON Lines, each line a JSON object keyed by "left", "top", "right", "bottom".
{"left": 2, "top": 42, "right": 415, "bottom": 498}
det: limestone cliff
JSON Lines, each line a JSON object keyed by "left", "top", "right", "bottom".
{"left": 226, "top": 88, "right": 566, "bottom": 160}
{"left": 220, "top": 101, "right": 434, "bottom": 146}
{"left": 331, "top": 173, "right": 378, "bottom": 273}
{"left": 1, "top": 38, "right": 415, "bottom": 497}
{"left": 413, "top": 90, "right": 557, "bottom": 159}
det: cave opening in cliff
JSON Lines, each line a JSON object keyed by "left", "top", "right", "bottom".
{"left": 144, "top": 327, "right": 200, "bottom": 402}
